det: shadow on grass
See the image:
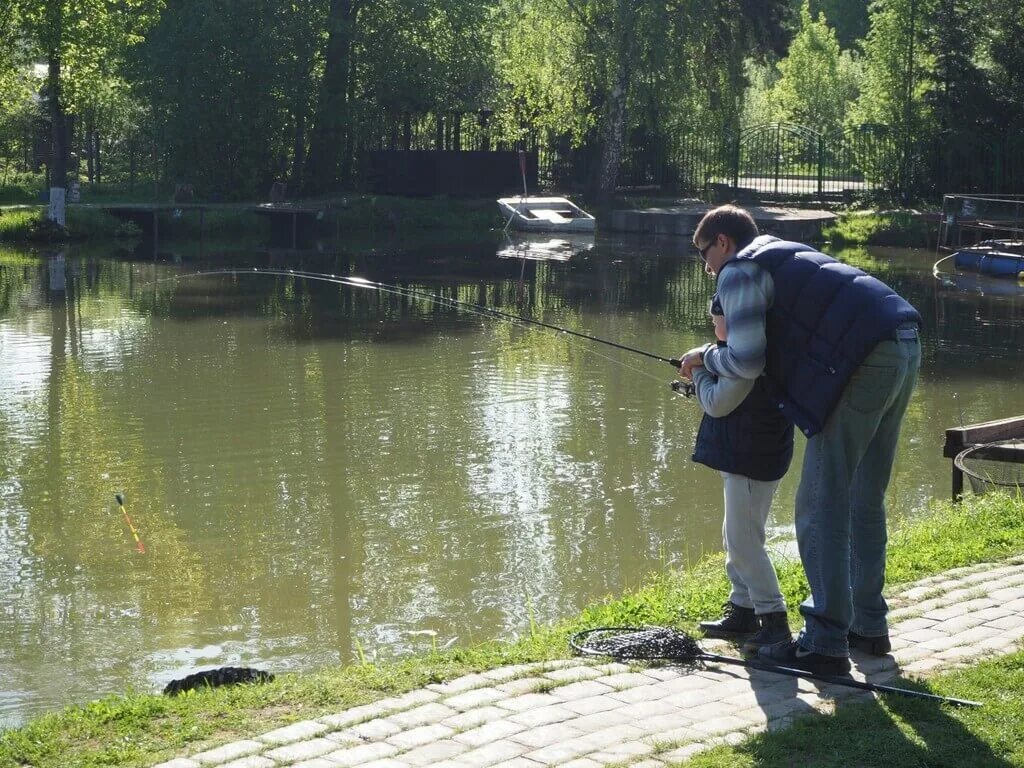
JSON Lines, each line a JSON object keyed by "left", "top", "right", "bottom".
{"left": 687, "top": 666, "right": 1014, "bottom": 768}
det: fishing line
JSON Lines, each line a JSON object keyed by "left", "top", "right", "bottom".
{"left": 143, "top": 267, "right": 694, "bottom": 394}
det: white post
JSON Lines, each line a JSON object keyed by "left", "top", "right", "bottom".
{"left": 48, "top": 187, "right": 66, "bottom": 226}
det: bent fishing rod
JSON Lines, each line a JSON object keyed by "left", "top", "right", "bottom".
{"left": 148, "top": 267, "right": 697, "bottom": 396}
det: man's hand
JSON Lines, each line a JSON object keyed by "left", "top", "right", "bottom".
{"left": 677, "top": 345, "right": 706, "bottom": 380}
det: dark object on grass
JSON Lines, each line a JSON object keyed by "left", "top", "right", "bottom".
{"left": 163, "top": 666, "right": 274, "bottom": 696}
{"left": 570, "top": 626, "right": 981, "bottom": 707}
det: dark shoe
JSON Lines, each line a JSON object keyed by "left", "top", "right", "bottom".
{"left": 699, "top": 602, "right": 758, "bottom": 638}
{"left": 742, "top": 612, "right": 791, "bottom": 655}
{"left": 757, "top": 639, "right": 851, "bottom": 675}
{"left": 848, "top": 630, "right": 892, "bottom": 656}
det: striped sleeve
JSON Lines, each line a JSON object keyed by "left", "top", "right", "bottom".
{"left": 703, "top": 261, "right": 772, "bottom": 380}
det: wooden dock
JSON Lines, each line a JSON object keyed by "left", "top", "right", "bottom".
{"left": 74, "top": 202, "right": 331, "bottom": 250}
{"left": 608, "top": 203, "right": 837, "bottom": 243}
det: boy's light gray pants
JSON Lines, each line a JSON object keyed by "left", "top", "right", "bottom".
{"left": 721, "top": 472, "right": 787, "bottom": 615}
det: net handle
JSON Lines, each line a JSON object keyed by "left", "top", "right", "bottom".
{"left": 570, "top": 626, "right": 981, "bottom": 707}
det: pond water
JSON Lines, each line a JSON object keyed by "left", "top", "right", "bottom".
{"left": 1, "top": 233, "right": 1023, "bottom": 726}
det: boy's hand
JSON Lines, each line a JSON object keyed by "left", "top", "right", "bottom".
{"left": 678, "top": 346, "right": 705, "bottom": 379}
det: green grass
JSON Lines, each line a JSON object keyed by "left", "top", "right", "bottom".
{"left": 1, "top": 492, "right": 1022, "bottom": 767}
{"left": 0, "top": 207, "right": 141, "bottom": 242}
{"left": 684, "top": 651, "right": 1024, "bottom": 767}
{"left": 823, "top": 209, "right": 934, "bottom": 248}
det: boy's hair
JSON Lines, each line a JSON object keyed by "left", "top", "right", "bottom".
{"left": 693, "top": 205, "right": 759, "bottom": 251}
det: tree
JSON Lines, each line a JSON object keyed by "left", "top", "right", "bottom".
{"left": 771, "top": 2, "right": 859, "bottom": 134}
{"left": 8, "top": 0, "right": 162, "bottom": 204}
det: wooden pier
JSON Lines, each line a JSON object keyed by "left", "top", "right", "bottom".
{"left": 74, "top": 202, "right": 331, "bottom": 251}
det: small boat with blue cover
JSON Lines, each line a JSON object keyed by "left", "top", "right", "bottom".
{"left": 953, "top": 240, "right": 1024, "bottom": 278}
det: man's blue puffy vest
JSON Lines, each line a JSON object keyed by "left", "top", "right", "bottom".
{"left": 721, "top": 235, "right": 922, "bottom": 437}
{"left": 692, "top": 347, "right": 794, "bottom": 481}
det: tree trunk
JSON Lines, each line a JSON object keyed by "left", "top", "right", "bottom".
{"left": 95, "top": 133, "right": 101, "bottom": 185}
{"left": 85, "top": 124, "right": 94, "bottom": 184}
{"left": 290, "top": 106, "right": 306, "bottom": 193}
{"left": 594, "top": 59, "right": 630, "bottom": 204}
{"left": 306, "top": 0, "right": 357, "bottom": 194}
{"left": 48, "top": 54, "right": 67, "bottom": 187}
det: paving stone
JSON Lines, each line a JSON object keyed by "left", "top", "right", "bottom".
{"left": 377, "top": 689, "right": 442, "bottom": 710}
{"left": 387, "top": 723, "right": 455, "bottom": 750}
{"left": 325, "top": 730, "right": 365, "bottom": 746}
{"left": 487, "top": 759, "right": 545, "bottom": 768}
{"left": 398, "top": 739, "right": 470, "bottom": 767}
{"left": 428, "top": 673, "right": 493, "bottom": 695}
{"left": 542, "top": 666, "right": 605, "bottom": 683}
{"left": 444, "top": 686, "right": 507, "bottom": 711}
{"left": 219, "top": 758, "right": 275, "bottom": 768}
{"left": 561, "top": 694, "right": 623, "bottom": 716}
{"left": 599, "top": 672, "right": 655, "bottom": 690}
{"left": 264, "top": 738, "right": 339, "bottom": 764}
{"left": 343, "top": 717, "right": 403, "bottom": 740}
{"left": 920, "top": 635, "right": 963, "bottom": 652}
{"left": 558, "top": 759, "right": 603, "bottom": 768}
{"left": 549, "top": 680, "right": 615, "bottom": 701}
{"left": 567, "top": 708, "right": 637, "bottom": 732}
{"left": 360, "top": 760, "right": 412, "bottom": 768}
{"left": 510, "top": 721, "right": 584, "bottom": 749}
{"left": 292, "top": 760, "right": 340, "bottom": 768}
{"left": 324, "top": 742, "right": 400, "bottom": 766}
{"left": 440, "top": 705, "right": 509, "bottom": 730}
{"left": 688, "top": 714, "right": 753, "bottom": 737}
{"left": 900, "top": 628, "right": 950, "bottom": 644}
{"left": 319, "top": 703, "right": 392, "bottom": 729}
{"left": 891, "top": 616, "right": 939, "bottom": 633}
{"left": 480, "top": 664, "right": 545, "bottom": 682}
{"left": 454, "top": 719, "right": 528, "bottom": 748}
{"left": 641, "top": 667, "right": 683, "bottom": 682}
{"left": 986, "top": 614, "right": 1024, "bottom": 630}
{"left": 152, "top": 760, "right": 200, "bottom": 768}
{"left": 590, "top": 739, "right": 656, "bottom": 761}
{"left": 644, "top": 724, "right": 698, "bottom": 746}
{"left": 192, "top": 740, "right": 264, "bottom": 764}
{"left": 259, "top": 719, "right": 330, "bottom": 745}
{"left": 496, "top": 693, "right": 561, "bottom": 713}
{"left": 659, "top": 742, "right": 709, "bottom": 762}
{"left": 506, "top": 703, "right": 578, "bottom": 727}
{"left": 607, "top": 684, "right": 671, "bottom": 705}
{"left": 631, "top": 760, "right": 666, "bottom": 768}
{"left": 456, "top": 739, "right": 531, "bottom": 767}
{"left": 495, "top": 677, "right": 553, "bottom": 695}
{"left": 388, "top": 702, "right": 458, "bottom": 728}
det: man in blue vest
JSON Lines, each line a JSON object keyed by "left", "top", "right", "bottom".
{"left": 679, "top": 205, "right": 922, "bottom": 675}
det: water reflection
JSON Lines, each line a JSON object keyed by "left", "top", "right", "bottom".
{"left": 0, "top": 237, "right": 1022, "bottom": 725}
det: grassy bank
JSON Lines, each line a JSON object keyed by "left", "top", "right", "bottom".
{"left": 823, "top": 209, "right": 935, "bottom": 248}
{"left": 1, "top": 493, "right": 1022, "bottom": 767}
{"left": 0, "top": 207, "right": 141, "bottom": 242}
{"left": 0, "top": 195, "right": 500, "bottom": 245}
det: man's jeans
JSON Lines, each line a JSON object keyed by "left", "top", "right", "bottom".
{"left": 795, "top": 331, "right": 922, "bottom": 657}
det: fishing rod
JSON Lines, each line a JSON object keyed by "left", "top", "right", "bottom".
{"left": 146, "top": 267, "right": 696, "bottom": 395}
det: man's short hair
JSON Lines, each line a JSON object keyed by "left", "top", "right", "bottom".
{"left": 694, "top": 205, "right": 759, "bottom": 251}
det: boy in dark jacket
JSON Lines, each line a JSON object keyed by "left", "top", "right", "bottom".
{"left": 689, "top": 297, "right": 794, "bottom": 654}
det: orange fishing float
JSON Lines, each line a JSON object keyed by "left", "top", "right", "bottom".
{"left": 115, "top": 493, "right": 146, "bottom": 553}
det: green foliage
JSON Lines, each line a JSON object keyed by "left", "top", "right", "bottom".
{"left": 770, "top": 1, "right": 859, "bottom": 134}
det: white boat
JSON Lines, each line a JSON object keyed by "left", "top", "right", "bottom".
{"left": 496, "top": 232, "right": 595, "bottom": 262}
{"left": 497, "top": 196, "right": 596, "bottom": 232}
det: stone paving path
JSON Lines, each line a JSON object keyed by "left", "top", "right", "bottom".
{"left": 155, "top": 557, "right": 1024, "bottom": 768}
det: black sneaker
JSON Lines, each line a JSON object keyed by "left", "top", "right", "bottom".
{"left": 757, "top": 639, "right": 851, "bottom": 675}
{"left": 848, "top": 630, "right": 892, "bottom": 656}
{"left": 741, "top": 611, "right": 791, "bottom": 656}
{"left": 699, "top": 602, "right": 758, "bottom": 638}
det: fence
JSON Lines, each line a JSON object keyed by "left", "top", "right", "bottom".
{"left": 357, "top": 113, "right": 1024, "bottom": 203}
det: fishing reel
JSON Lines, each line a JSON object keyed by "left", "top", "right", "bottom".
{"left": 671, "top": 380, "right": 696, "bottom": 398}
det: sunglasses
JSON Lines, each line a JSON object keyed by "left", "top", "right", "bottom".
{"left": 695, "top": 240, "right": 714, "bottom": 261}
